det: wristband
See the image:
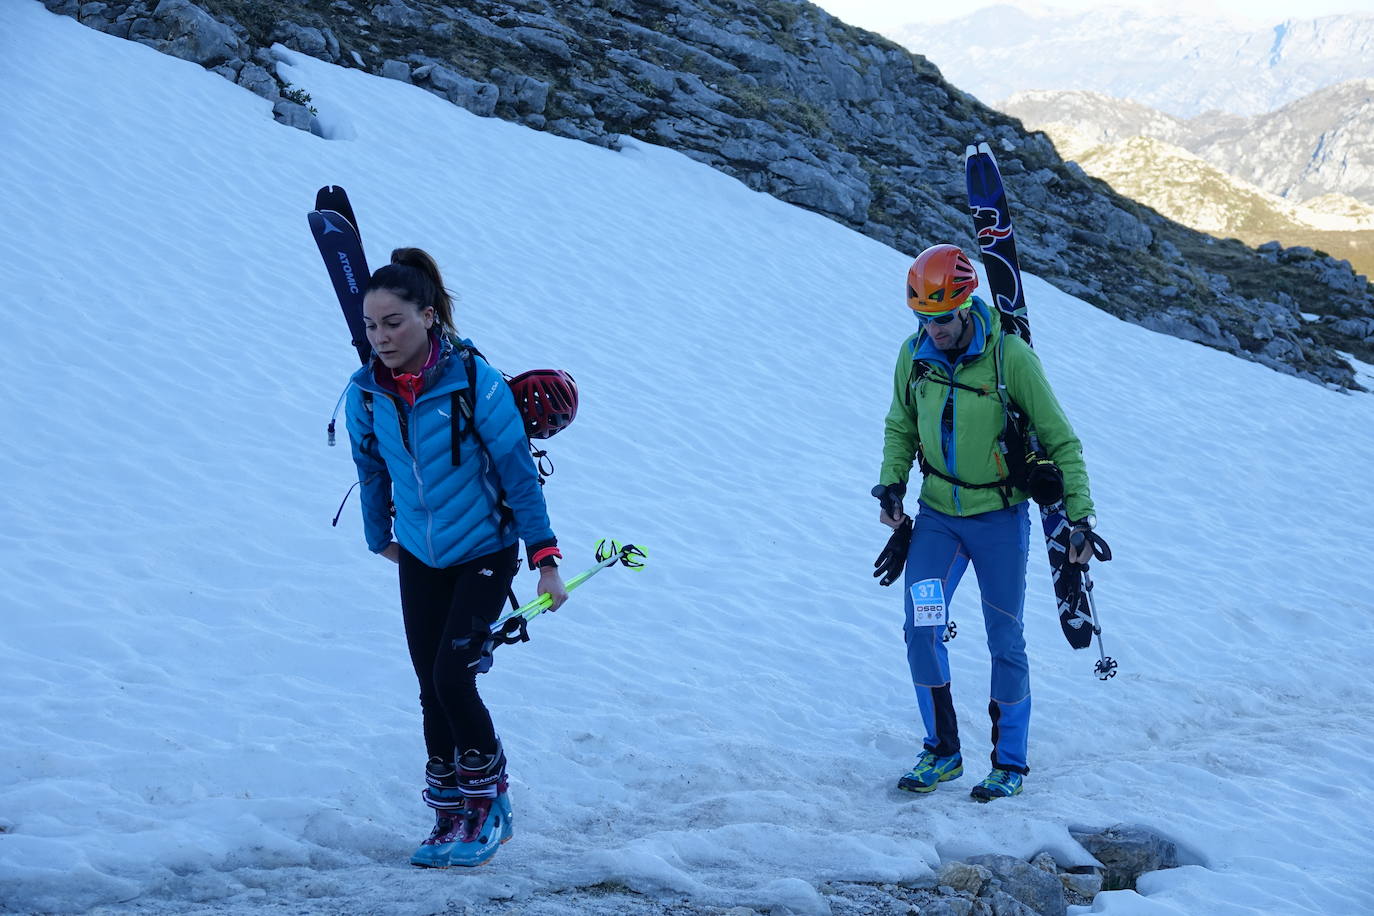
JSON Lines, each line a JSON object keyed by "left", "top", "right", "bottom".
{"left": 531, "top": 546, "right": 562, "bottom": 569}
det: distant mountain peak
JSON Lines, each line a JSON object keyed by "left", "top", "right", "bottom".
{"left": 891, "top": 8, "right": 1374, "bottom": 117}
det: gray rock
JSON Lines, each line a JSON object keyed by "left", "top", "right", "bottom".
{"left": 511, "top": 26, "right": 574, "bottom": 64}
{"left": 492, "top": 68, "right": 550, "bottom": 115}
{"left": 1312, "top": 256, "right": 1364, "bottom": 294}
{"left": 235, "top": 61, "right": 276, "bottom": 98}
{"left": 1326, "top": 316, "right": 1374, "bottom": 340}
{"left": 272, "top": 99, "right": 314, "bottom": 131}
{"left": 767, "top": 155, "right": 871, "bottom": 223}
{"left": 419, "top": 64, "right": 498, "bottom": 117}
{"left": 1278, "top": 245, "right": 1317, "bottom": 263}
{"left": 151, "top": 0, "right": 241, "bottom": 66}
{"left": 1253, "top": 317, "right": 1274, "bottom": 340}
{"left": 272, "top": 21, "right": 326, "bottom": 58}
{"left": 380, "top": 59, "right": 411, "bottom": 83}
{"left": 1069, "top": 824, "right": 1180, "bottom": 892}
{"left": 1263, "top": 335, "right": 1302, "bottom": 360}
{"left": 1087, "top": 198, "right": 1153, "bottom": 249}
{"left": 936, "top": 862, "right": 993, "bottom": 897}
{"left": 445, "top": 8, "right": 520, "bottom": 46}
{"left": 987, "top": 889, "right": 1039, "bottom": 916}
{"left": 1029, "top": 852, "right": 1058, "bottom": 874}
{"left": 965, "top": 855, "right": 1066, "bottom": 916}
{"left": 607, "top": 50, "right": 679, "bottom": 96}
{"left": 370, "top": 0, "right": 425, "bottom": 29}
{"left": 922, "top": 898, "right": 976, "bottom": 916}
{"left": 1060, "top": 870, "right": 1103, "bottom": 898}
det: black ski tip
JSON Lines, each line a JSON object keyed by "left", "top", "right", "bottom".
{"left": 314, "top": 186, "right": 360, "bottom": 240}
{"left": 315, "top": 185, "right": 346, "bottom": 209}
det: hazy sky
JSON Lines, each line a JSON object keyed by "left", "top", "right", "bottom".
{"left": 815, "top": 0, "right": 1373, "bottom": 32}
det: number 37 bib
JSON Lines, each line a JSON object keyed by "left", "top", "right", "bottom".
{"left": 908, "top": 578, "right": 947, "bottom": 627}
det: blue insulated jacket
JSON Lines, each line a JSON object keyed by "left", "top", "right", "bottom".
{"left": 345, "top": 336, "right": 555, "bottom": 569}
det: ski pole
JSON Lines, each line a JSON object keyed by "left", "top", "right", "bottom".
{"left": 1079, "top": 569, "right": 1117, "bottom": 680}
{"left": 1069, "top": 526, "right": 1117, "bottom": 680}
{"left": 489, "top": 539, "right": 647, "bottom": 643}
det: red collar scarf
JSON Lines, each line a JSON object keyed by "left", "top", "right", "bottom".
{"left": 383, "top": 334, "right": 440, "bottom": 407}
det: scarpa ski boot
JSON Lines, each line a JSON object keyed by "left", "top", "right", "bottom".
{"left": 897, "top": 749, "right": 963, "bottom": 793}
{"left": 969, "top": 767, "right": 1023, "bottom": 802}
{"left": 447, "top": 742, "right": 514, "bottom": 867}
{"left": 410, "top": 757, "right": 466, "bottom": 867}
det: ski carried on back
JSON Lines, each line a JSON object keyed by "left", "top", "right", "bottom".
{"left": 964, "top": 142, "right": 1117, "bottom": 680}
{"left": 308, "top": 185, "right": 372, "bottom": 366}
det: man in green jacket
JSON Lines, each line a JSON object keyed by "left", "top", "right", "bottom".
{"left": 876, "top": 244, "right": 1096, "bottom": 801}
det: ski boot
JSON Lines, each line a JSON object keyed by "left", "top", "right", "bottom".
{"left": 410, "top": 757, "right": 466, "bottom": 867}
{"left": 969, "top": 768, "right": 1023, "bottom": 802}
{"left": 447, "top": 742, "right": 514, "bottom": 867}
{"left": 898, "top": 750, "right": 963, "bottom": 793}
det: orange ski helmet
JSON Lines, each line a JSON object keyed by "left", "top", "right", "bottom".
{"left": 906, "top": 244, "right": 978, "bottom": 315}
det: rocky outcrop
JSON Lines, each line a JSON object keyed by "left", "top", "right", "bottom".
{"left": 1069, "top": 824, "right": 1180, "bottom": 892}
{"left": 807, "top": 830, "right": 1180, "bottom": 915}
{"left": 46, "top": 0, "right": 1374, "bottom": 389}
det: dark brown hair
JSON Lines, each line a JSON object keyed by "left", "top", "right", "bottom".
{"left": 365, "top": 247, "right": 457, "bottom": 336}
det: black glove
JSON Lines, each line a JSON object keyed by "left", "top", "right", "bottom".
{"left": 873, "top": 517, "right": 913, "bottom": 587}
{"left": 1068, "top": 518, "right": 1112, "bottom": 567}
{"left": 871, "top": 482, "right": 906, "bottom": 522}
{"left": 1023, "top": 453, "right": 1064, "bottom": 507}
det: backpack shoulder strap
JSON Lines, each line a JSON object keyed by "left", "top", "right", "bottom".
{"left": 450, "top": 343, "right": 490, "bottom": 467}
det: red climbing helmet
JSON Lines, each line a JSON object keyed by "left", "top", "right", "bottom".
{"left": 907, "top": 244, "right": 979, "bottom": 315}
{"left": 508, "top": 369, "right": 578, "bottom": 439}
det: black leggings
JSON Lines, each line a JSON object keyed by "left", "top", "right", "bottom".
{"left": 398, "top": 543, "right": 519, "bottom": 762}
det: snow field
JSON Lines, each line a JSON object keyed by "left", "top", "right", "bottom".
{"left": 1, "top": 3, "right": 1373, "bottom": 914}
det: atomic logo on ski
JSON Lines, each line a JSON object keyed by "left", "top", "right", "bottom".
{"left": 337, "top": 251, "right": 360, "bottom": 294}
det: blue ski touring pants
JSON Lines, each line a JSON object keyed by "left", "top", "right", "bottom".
{"left": 903, "top": 501, "right": 1032, "bottom": 774}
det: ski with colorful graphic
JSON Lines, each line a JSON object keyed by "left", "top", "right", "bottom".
{"left": 965, "top": 142, "right": 1116, "bottom": 679}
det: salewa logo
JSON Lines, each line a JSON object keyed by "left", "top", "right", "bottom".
{"left": 478, "top": 568, "right": 493, "bottom": 577}
{"left": 337, "top": 251, "right": 359, "bottom": 294}
{"left": 438, "top": 408, "right": 450, "bottom": 418}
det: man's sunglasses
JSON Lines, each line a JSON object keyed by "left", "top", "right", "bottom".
{"left": 918, "top": 309, "right": 965, "bottom": 327}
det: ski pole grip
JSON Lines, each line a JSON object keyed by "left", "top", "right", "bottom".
{"left": 872, "top": 483, "right": 906, "bottom": 521}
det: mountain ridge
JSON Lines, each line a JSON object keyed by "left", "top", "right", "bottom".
{"left": 892, "top": 7, "right": 1374, "bottom": 118}
{"left": 1003, "top": 81, "right": 1374, "bottom": 207}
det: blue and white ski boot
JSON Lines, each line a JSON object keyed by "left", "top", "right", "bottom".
{"left": 410, "top": 757, "right": 466, "bottom": 867}
{"left": 447, "top": 743, "right": 514, "bottom": 867}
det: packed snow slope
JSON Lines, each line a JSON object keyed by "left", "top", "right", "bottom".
{"left": 3, "top": 4, "right": 1373, "bottom": 914}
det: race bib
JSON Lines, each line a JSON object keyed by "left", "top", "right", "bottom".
{"left": 909, "top": 578, "right": 947, "bottom": 627}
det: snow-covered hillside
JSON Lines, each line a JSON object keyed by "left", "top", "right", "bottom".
{"left": 3, "top": 3, "right": 1374, "bottom": 915}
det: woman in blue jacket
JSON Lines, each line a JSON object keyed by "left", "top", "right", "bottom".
{"left": 346, "top": 248, "right": 566, "bottom": 868}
